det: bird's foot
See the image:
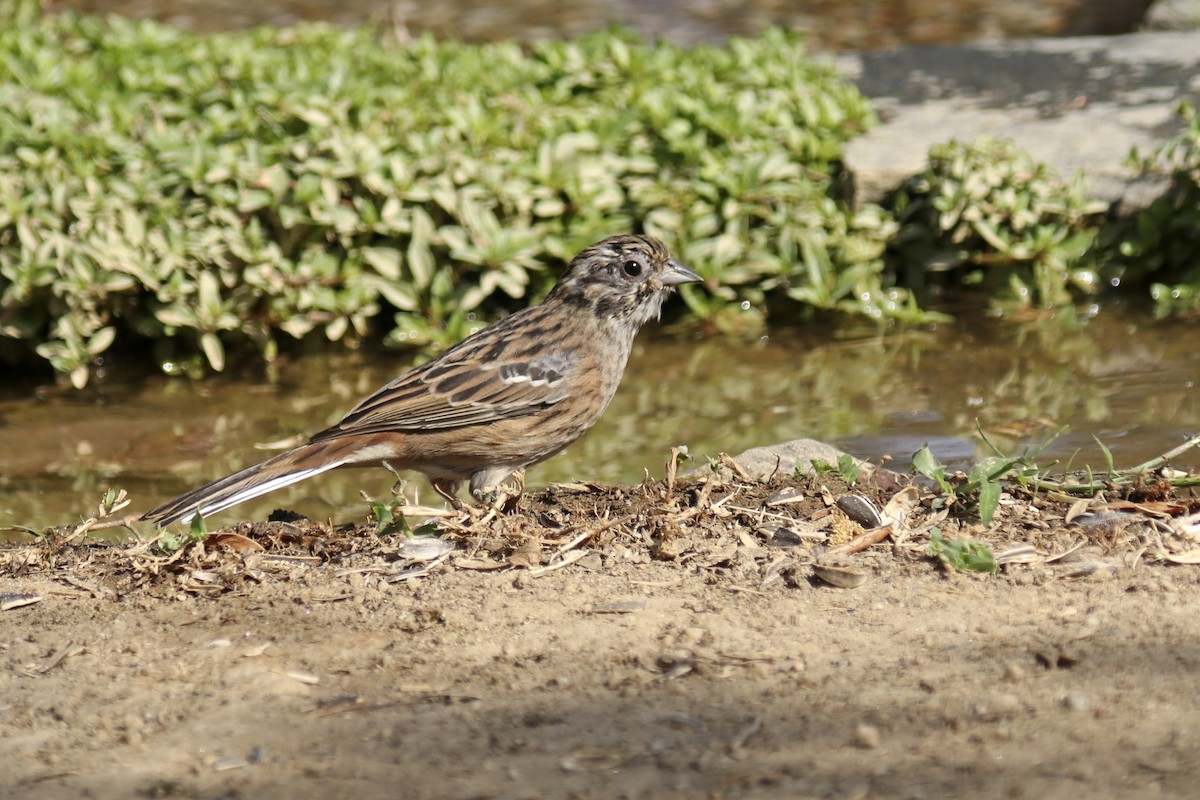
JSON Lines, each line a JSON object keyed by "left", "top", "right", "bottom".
{"left": 473, "top": 469, "right": 525, "bottom": 514}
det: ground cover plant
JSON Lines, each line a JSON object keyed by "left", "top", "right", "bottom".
{"left": 1121, "top": 100, "right": 1200, "bottom": 317}
{"left": 886, "top": 137, "right": 1108, "bottom": 311}
{"left": 0, "top": 2, "right": 901, "bottom": 387}
{"left": 3, "top": 3, "right": 1199, "bottom": 390}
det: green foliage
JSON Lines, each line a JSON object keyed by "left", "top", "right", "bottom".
{"left": 808, "top": 453, "right": 861, "bottom": 483}
{"left": 889, "top": 137, "right": 1108, "bottom": 311}
{"left": 667, "top": 445, "right": 693, "bottom": 472}
{"left": 366, "top": 496, "right": 408, "bottom": 537}
{"left": 1019, "top": 432, "right": 1200, "bottom": 497}
{"left": 365, "top": 497, "right": 443, "bottom": 538}
{"left": 0, "top": 3, "right": 924, "bottom": 386}
{"left": 1122, "top": 101, "right": 1200, "bottom": 317}
{"left": 912, "top": 444, "right": 1025, "bottom": 526}
{"left": 99, "top": 488, "right": 127, "bottom": 518}
{"left": 928, "top": 528, "right": 998, "bottom": 573}
{"left": 155, "top": 512, "right": 207, "bottom": 553}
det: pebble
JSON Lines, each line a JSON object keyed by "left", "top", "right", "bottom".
{"left": 1062, "top": 691, "right": 1092, "bottom": 713}
{"left": 984, "top": 692, "right": 1022, "bottom": 720}
{"left": 1003, "top": 663, "right": 1026, "bottom": 683}
{"left": 853, "top": 723, "right": 881, "bottom": 749}
{"left": 121, "top": 713, "right": 145, "bottom": 747}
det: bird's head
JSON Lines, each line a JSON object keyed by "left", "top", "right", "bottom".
{"left": 550, "top": 234, "right": 702, "bottom": 329}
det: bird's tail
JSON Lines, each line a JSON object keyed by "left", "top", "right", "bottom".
{"left": 140, "top": 445, "right": 347, "bottom": 527}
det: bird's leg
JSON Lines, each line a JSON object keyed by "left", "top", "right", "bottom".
{"left": 431, "top": 479, "right": 467, "bottom": 510}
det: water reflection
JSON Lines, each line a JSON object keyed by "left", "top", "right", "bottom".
{"left": 49, "top": 0, "right": 1159, "bottom": 51}
{"left": 1, "top": 308, "right": 1197, "bottom": 531}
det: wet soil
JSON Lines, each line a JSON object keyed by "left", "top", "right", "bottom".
{"left": 4, "top": 470, "right": 1200, "bottom": 799}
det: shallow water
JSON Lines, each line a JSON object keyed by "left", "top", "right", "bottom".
{"left": 51, "top": 0, "right": 1160, "bottom": 51}
{"left": 1, "top": 306, "right": 1198, "bottom": 533}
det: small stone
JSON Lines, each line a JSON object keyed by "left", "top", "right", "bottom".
{"left": 120, "top": 713, "right": 145, "bottom": 747}
{"left": 987, "top": 692, "right": 1022, "bottom": 720}
{"left": 776, "top": 657, "right": 805, "bottom": 674}
{"left": 1063, "top": 692, "right": 1092, "bottom": 713}
{"left": 1003, "top": 663, "right": 1026, "bottom": 683}
{"left": 853, "top": 723, "right": 881, "bottom": 749}
{"left": 656, "top": 649, "right": 694, "bottom": 670}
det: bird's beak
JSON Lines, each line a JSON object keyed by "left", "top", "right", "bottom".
{"left": 661, "top": 259, "right": 703, "bottom": 286}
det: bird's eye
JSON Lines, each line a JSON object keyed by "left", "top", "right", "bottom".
{"left": 622, "top": 260, "right": 643, "bottom": 278}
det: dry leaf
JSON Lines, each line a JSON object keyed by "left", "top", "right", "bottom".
{"left": 211, "top": 532, "right": 265, "bottom": 553}
{"left": 507, "top": 539, "right": 543, "bottom": 569}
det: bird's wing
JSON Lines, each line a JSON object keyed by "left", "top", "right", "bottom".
{"left": 313, "top": 338, "right": 579, "bottom": 439}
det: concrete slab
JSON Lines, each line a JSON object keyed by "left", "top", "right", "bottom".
{"left": 838, "top": 30, "right": 1200, "bottom": 209}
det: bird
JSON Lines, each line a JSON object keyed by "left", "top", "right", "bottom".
{"left": 141, "top": 234, "right": 701, "bottom": 527}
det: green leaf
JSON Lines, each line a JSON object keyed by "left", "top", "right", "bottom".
{"left": 977, "top": 479, "right": 1001, "bottom": 526}
{"left": 929, "top": 529, "right": 998, "bottom": 573}
{"left": 912, "top": 445, "right": 944, "bottom": 483}
{"left": 408, "top": 208, "right": 436, "bottom": 289}
{"left": 200, "top": 332, "right": 225, "bottom": 372}
{"left": 86, "top": 326, "right": 116, "bottom": 355}
{"left": 1091, "top": 434, "right": 1116, "bottom": 477}
{"left": 361, "top": 246, "right": 402, "bottom": 280}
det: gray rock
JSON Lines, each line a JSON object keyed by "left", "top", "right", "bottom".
{"left": 1146, "top": 0, "right": 1200, "bottom": 31}
{"left": 691, "top": 439, "right": 867, "bottom": 482}
{"left": 839, "top": 30, "right": 1200, "bottom": 210}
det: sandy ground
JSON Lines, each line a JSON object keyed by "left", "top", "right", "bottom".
{"left": 3, "top": 469, "right": 1200, "bottom": 800}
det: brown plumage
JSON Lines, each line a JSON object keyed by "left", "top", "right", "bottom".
{"left": 141, "top": 234, "right": 700, "bottom": 527}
